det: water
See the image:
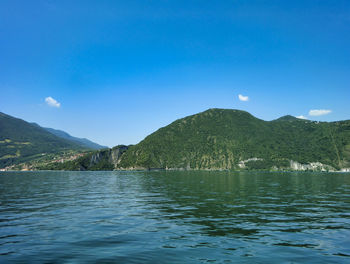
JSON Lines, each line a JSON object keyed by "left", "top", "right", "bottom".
{"left": 0, "top": 171, "right": 349, "bottom": 263}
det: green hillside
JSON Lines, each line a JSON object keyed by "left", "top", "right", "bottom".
{"left": 117, "top": 109, "right": 350, "bottom": 170}
{"left": 0, "top": 112, "right": 86, "bottom": 168}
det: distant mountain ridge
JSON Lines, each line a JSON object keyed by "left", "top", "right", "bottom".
{"left": 0, "top": 112, "right": 105, "bottom": 168}
{"left": 43, "top": 127, "right": 107, "bottom": 150}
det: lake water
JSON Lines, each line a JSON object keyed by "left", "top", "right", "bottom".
{"left": 0, "top": 171, "right": 350, "bottom": 263}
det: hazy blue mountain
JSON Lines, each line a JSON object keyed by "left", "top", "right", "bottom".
{"left": 43, "top": 127, "right": 107, "bottom": 150}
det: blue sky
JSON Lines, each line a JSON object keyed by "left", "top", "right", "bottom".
{"left": 1, "top": 0, "right": 349, "bottom": 147}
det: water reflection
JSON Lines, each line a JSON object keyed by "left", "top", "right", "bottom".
{"left": 135, "top": 171, "right": 350, "bottom": 260}
{"left": 137, "top": 171, "right": 350, "bottom": 235}
{"left": 0, "top": 171, "right": 349, "bottom": 263}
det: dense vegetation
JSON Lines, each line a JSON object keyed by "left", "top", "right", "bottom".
{"left": 0, "top": 112, "right": 89, "bottom": 168}
{"left": 117, "top": 109, "right": 350, "bottom": 170}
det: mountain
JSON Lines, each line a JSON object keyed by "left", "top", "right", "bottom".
{"left": 0, "top": 112, "right": 90, "bottom": 168}
{"left": 43, "top": 127, "right": 107, "bottom": 150}
{"left": 274, "top": 115, "right": 299, "bottom": 122}
{"left": 5, "top": 109, "right": 350, "bottom": 171}
{"left": 114, "top": 108, "right": 350, "bottom": 171}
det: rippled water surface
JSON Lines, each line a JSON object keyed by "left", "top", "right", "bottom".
{"left": 1, "top": 171, "right": 350, "bottom": 263}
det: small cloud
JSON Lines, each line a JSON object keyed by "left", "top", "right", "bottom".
{"left": 238, "top": 94, "right": 249, "bottom": 101}
{"left": 45, "top": 96, "right": 61, "bottom": 108}
{"left": 296, "top": 115, "right": 307, "bottom": 120}
{"left": 308, "top": 109, "right": 331, "bottom": 116}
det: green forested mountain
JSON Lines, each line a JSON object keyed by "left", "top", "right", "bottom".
{"left": 117, "top": 109, "right": 350, "bottom": 170}
{"left": 0, "top": 112, "right": 88, "bottom": 168}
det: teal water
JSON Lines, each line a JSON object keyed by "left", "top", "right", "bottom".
{"left": 0, "top": 171, "right": 349, "bottom": 263}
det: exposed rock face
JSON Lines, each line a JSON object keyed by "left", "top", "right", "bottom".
{"left": 109, "top": 145, "right": 129, "bottom": 167}
{"left": 89, "top": 151, "right": 106, "bottom": 165}
{"left": 289, "top": 160, "right": 335, "bottom": 172}
{"left": 238, "top": 158, "right": 263, "bottom": 169}
{"left": 78, "top": 145, "right": 129, "bottom": 170}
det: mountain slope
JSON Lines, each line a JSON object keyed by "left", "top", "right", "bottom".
{"left": 0, "top": 112, "right": 87, "bottom": 168}
{"left": 117, "top": 108, "right": 350, "bottom": 170}
{"left": 44, "top": 127, "right": 107, "bottom": 150}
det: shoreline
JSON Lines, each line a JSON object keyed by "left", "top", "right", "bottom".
{"left": 1, "top": 168, "right": 350, "bottom": 173}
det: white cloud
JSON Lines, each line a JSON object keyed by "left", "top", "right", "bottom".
{"left": 308, "top": 109, "right": 331, "bottom": 116}
{"left": 45, "top": 96, "right": 61, "bottom": 108}
{"left": 238, "top": 94, "right": 249, "bottom": 101}
{"left": 296, "top": 115, "right": 307, "bottom": 120}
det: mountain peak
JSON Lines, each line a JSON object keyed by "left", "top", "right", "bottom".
{"left": 274, "top": 115, "right": 299, "bottom": 122}
{"left": 201, "top": 108, "right": 257, "bottom": 118}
